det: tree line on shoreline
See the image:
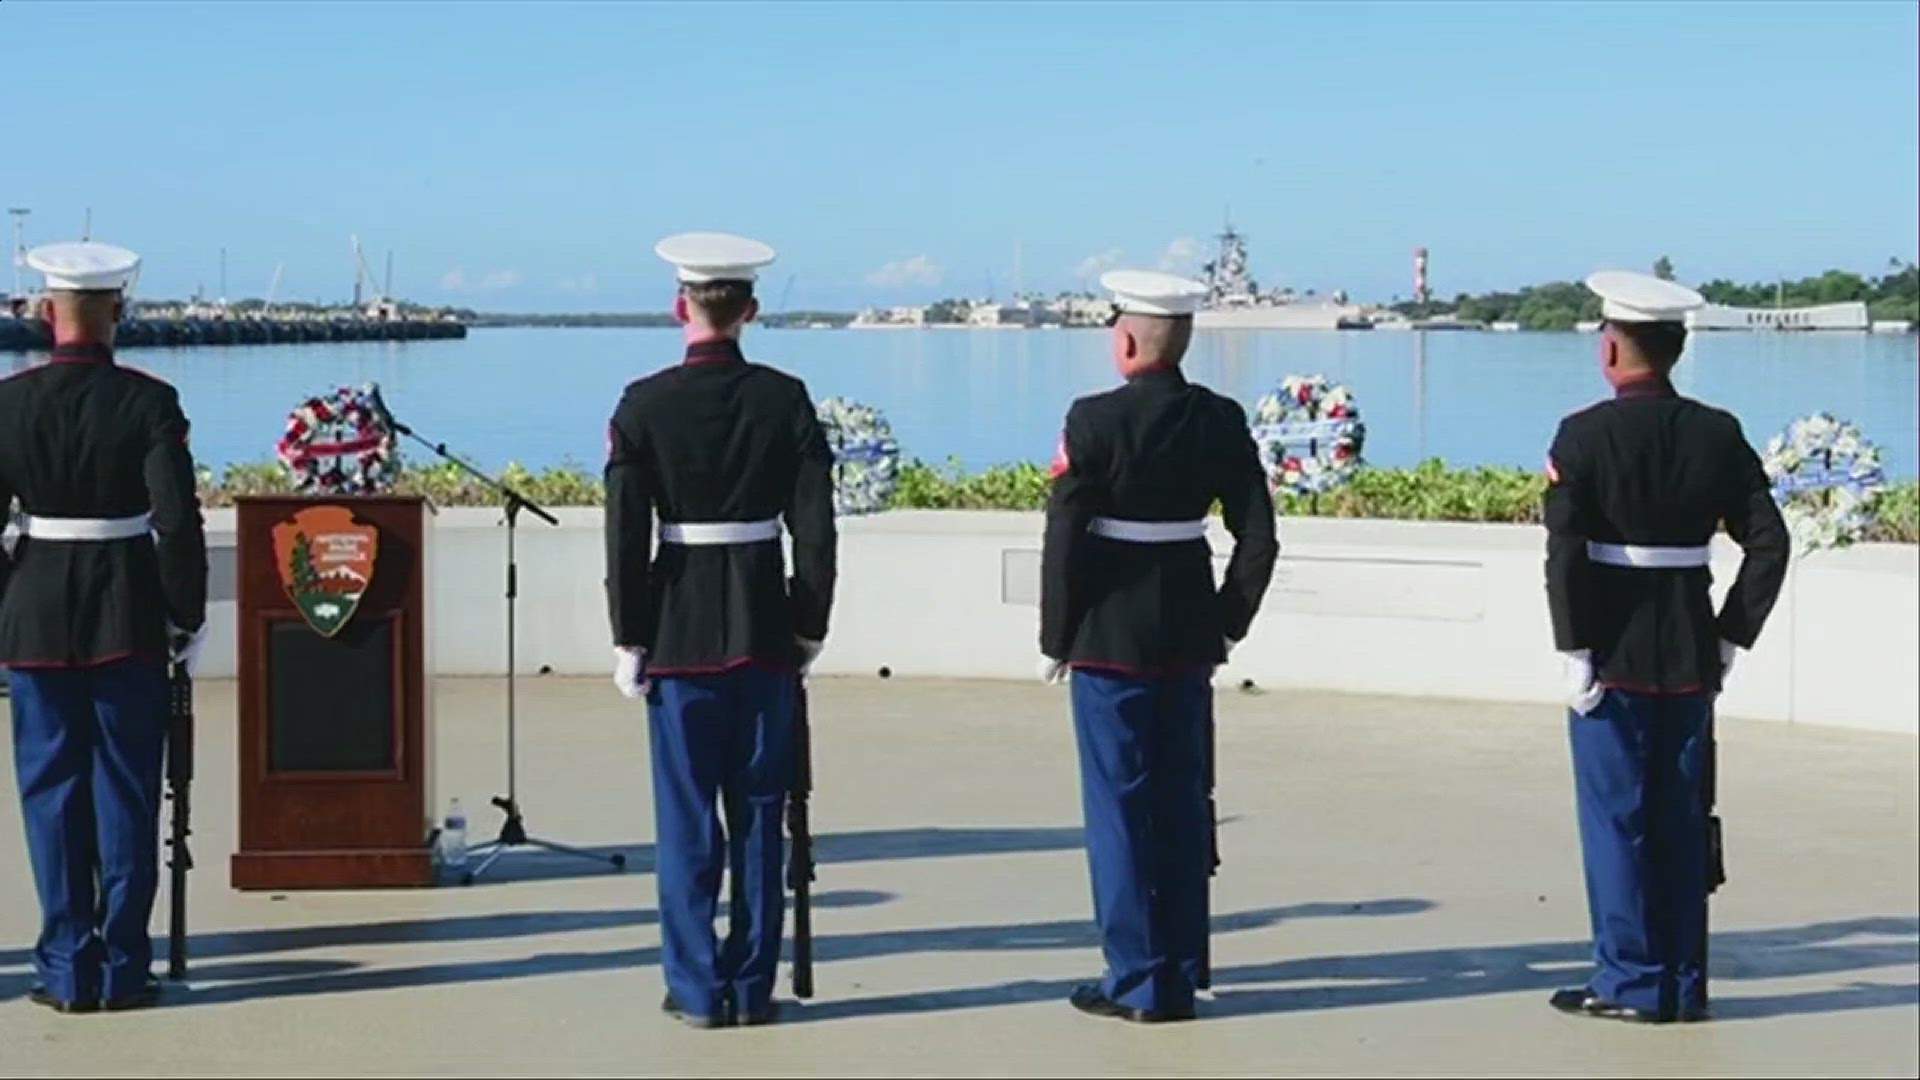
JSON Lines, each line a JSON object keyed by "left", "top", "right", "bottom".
{"left": 1392, "top": 259, "right": 1919, "bottom": 330}
{"left": 129, "top": 261, "right": 1917, "bottom": 332}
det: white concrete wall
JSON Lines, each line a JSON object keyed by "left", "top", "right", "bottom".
{"left": 194, "top": 508, "right": 1918, "bottom": 735}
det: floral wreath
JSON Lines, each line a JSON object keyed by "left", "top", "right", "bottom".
{"left": 817, "top": 396, "right": 901, "bottom": 516}
{"left": 1761, "top": 413, "right": 1887, "bottom": 553}
{"left": 276, "top": 384, "right": 401, "bottom": 495}
{"left": 1250, "top": 375, "right": 1366, "bottom": 497}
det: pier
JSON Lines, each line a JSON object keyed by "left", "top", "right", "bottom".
{"left": 0, "top": 314, "right": 467, "bottom": 352}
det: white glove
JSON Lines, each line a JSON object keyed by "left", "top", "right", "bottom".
{"left": 1561, "top": 649, "right": 1606, "bottom": 715}
{"left": 168, "top": 623, "right": 208, "bottom": 677}
{"left": 796, "top": 637, "right": 824, "bottom": 677}
{"left": 1224, "top": 636, "right": 1240, "bottom": 660}
{"left": 613, "top": 646, "right": 649, "bottom": 699}
{"left": 1719, "top": 639, "right": 1739, "bottom": 678}
{"left": 1037, "top": 656, "right": 1069, "bottom": 685}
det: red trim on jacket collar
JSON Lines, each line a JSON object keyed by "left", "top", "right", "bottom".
{"left": 683, "top": 339, "right": 745, "bottom": 366}
{"left": 49, "top": 342, "right": 114, "bottom": 364}
{"left": 1614, "top": 374, "right": 1676, "bottom": 399}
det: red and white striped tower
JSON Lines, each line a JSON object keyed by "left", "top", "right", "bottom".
{"left": 1413, "top": 247, "right": 1430, "bottom": 305}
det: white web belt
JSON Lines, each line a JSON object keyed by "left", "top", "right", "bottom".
{"left": 18, "top": 513, "right": 153, "bottom": 541}
{"left": 1586, "top": 542, "right": 1711, "bottom": 569}
{"left": 1088, "top": 517, "right": 1208, "bottom": 543}
{"left": 657, "top": 518, "right": 782, "bottom": 545}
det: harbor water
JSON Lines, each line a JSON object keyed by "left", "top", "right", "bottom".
{"left": 14, "top": 327, "right": 1916, "bottom": 480}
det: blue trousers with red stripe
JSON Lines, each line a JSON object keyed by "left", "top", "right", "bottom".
{"left": 1070, "top": 668, "right": 1213, "bottom": 1014}
{"left": 1569, "top": 689, "right": 1712, "bottom": 1016}
{"left": 7, "top": 657, "right": 168, "bottom": 1004}
{"left": 646, "top": 666, "right": 794, "bottom": 1021}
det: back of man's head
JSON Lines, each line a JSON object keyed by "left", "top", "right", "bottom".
{"left": 677, "top": 280, "right": 758, "bottom": 335}
{"left": 1114, "top": 313, "right": 1193, "bottom": 375}
{"left": 40, "top": 289, "right": 123, "bottom": 345}
{"left": 1602, "top": 319, "right": 1687, "bottom": 378}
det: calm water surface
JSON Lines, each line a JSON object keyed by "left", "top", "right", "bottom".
{"left": 19, "top": 327, "right": 1916, "bottom": 479}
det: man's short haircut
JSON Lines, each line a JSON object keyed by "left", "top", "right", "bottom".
{"left": 680, "top": 279, "right": 755, "bottom": 329}
{"left": 45, "top": 289, "right": 123, "bottom": 334}
{"left": 1122, "top": 312, "right": 1194, "bottom": 366}
{"left": 1605, "top": 319, "right": 1688, "bottom": 369}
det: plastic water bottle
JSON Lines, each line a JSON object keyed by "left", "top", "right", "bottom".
{"left": 442, "top": 798, "right": 468, "bottom": 868}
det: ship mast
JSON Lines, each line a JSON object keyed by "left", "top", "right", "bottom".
{"left": 1201, "top": 217, "right": 1257, "bottom": 306}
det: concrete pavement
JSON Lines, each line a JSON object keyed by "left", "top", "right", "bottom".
{"left": 2, "top": 676, "right": 1915, "bottom": 1076}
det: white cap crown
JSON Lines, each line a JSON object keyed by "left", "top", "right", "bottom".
{"left": 1585, "top": 270, "right": 1704, "bottom": 323}
{"left": 1100, "top": 268, "right": 1207, "bottom": 317}
{"left": 25, "top": 241, "right": 141, "bottom": 293}
{"left": 654, "top": 231, "right": 776, "bottom": 283}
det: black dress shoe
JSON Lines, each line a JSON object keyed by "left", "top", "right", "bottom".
{"left": 660, "top": 992, "right": 728, "bottom": 1029}
{"left": 1675, "top": 1003, "right": 1711, "bottom": 1023}
{"left": 1069, "top": 983, "right": 1195, "bottom": 1024}
{"left": 28, "top": 986, "right": 99, "bottom": 1014}
{"left": 103, "top": 977, "right": 163, "bottom": 1012}
{"left": 1548, "top": 987, "right": 1663, "bottom": 1024}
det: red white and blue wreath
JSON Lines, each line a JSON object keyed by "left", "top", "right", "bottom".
{"left": 277, "top": 384, "right": 401, "bottom": 495}
{"left": 816, "top": 396, "right": 900, "bottom": 516}
{"left": 1250, "top": 375, "right": 1366, "bottom": 497}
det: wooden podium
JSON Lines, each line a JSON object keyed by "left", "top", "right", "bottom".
{"left": 231, "top": 495, "right": 436, "bottom": 889}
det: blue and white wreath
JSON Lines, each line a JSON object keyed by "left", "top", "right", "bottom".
{"left": 816, "top": 396, "right": 901, "bottom": 516}
{"left": 1761, "top": 413, "right": 1887, "bottom": 553}
{"left": 1250, "top": 375, "right": 1366, "bottom": 497}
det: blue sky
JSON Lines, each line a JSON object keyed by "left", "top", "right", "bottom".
{"left": 3, "top": 0, "right": 1915, "bottom": 312}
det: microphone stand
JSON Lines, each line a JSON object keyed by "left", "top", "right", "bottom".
{"left": 377, "top": 395, "right": 625, "bottom": 885}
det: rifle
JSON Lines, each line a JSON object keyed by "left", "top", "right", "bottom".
{"left": 1702, "top": 709, "right": 1723, "bottom": 998}
{"left": 1704, "top": 717, "right": 1724, "bottom": 895}
{"left": 165, "top": 659, "right": 195, "bottom": 981}
{"left": 1198, "top": 705, "right": 1219, "bottom": 991}
{"left": 786, "top": 676, "right": 816, "bottom": 999}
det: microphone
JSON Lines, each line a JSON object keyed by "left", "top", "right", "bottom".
{"left": 366, "top": 382, "right": 411, "bottom": 436}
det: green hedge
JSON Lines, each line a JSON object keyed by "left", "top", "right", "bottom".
{"left": 195, "top": 458, "right": 1919, "bottom": 542}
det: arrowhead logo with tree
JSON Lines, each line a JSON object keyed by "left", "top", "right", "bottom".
{"left": 271, "top": 506, "right": 379, "bottom": 637}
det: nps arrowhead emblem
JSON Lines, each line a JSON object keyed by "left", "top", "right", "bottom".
{"left": 272, "top": 506, "right": 379, "bottom": 637}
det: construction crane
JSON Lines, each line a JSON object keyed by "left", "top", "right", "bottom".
{"left": 265, "top": 262, "right": 285, "bottom": 308}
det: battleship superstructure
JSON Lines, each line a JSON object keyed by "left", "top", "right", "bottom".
{"left": 1193, "top": 223, "right": 1366, "bottom": 330}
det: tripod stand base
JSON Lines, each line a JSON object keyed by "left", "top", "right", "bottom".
{"left": 457, "top": 797, "right": 625, "bottom": 885}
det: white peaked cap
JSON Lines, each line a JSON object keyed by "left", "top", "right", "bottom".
{"left": 1585, "top": 270, "right": 1704, "bottom": 323}
{"left": 654, "top": 232, "right": 776, "bottom": 283}
{"left": 25, "top": 241, "right": 141, "bottom": 292}
{"left": 1100, "top": 269, "right": 1207, "bottom": 317}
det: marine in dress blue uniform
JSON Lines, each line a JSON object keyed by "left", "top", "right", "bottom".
{"left": 1546, "top": 271, "right": 1789, "bottom": 1023}
{"left": 1, "top": 242, "right": 209, "bottom": 1014}
{"left": 604, "top": 233, "right": 836, "bottom": 1029}
{"left": 1039, "top": 270, "right": 1278, "bottom": 1023}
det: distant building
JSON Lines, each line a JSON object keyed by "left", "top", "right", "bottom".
{"left": 1687, "top": 302, "right": 1868, "bottom": 331}
{"left": 851, "top": 305, "right": 929, "bottom": 327}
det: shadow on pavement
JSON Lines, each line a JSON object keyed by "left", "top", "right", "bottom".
{"left": 5, "top": 890, "right": 1911, "bottom": 1026}
{"left": 788, "top": 914, "right": 1918, "bottom": 1025}
{"left": 444, "top": 824, "right": 1091, "bottom": 885}
{"left": 1, "top": 898, "right": 1408, "bottom": 1010}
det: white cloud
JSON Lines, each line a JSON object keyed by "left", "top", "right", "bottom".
{"left": 865, "top": 254, "right": 943, "bottom": 288}
{"left": 1157, "top": 237, "right": 1203, "bottom": 273}
{"left": 556, "top": 274, "right": 600, "bottom": 292}
{"left": 1073, "top": 248, "right": 1123, "bottom": 279}
{"left": 440, "top": 268, "right": 523, "bottom": 293}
